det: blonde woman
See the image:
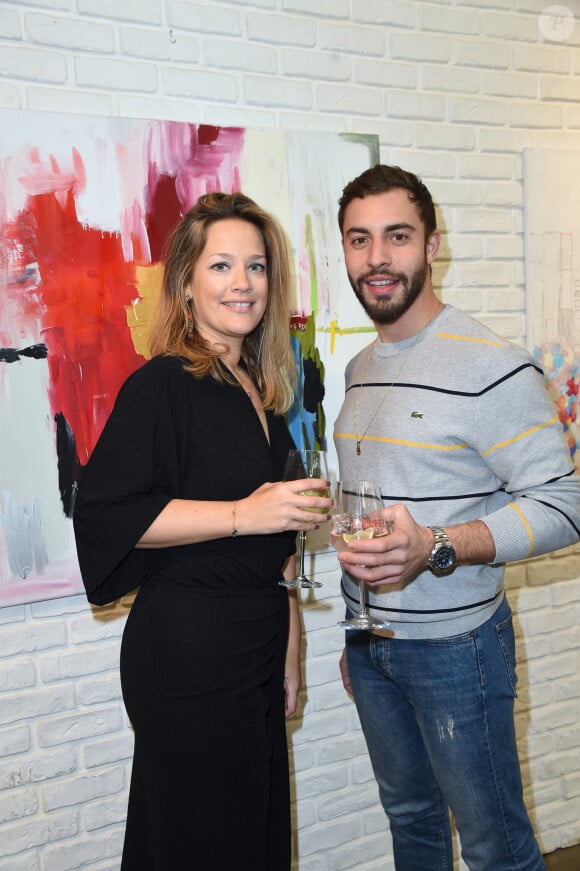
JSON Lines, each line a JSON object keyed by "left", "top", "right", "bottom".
{"left": 74, "top": 192, "right": 332, "bottom": 870}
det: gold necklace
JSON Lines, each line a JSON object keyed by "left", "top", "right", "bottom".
{"left": 353, "top": 306, "right": 442, "bottom": 456}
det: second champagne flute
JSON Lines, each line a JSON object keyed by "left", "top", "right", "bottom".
{"left": 331, "top": 479, "right": 390, "bottom": 630}
{"left": 280, "top": 449, "right": 329, "bottom": 590}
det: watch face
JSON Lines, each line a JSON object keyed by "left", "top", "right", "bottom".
{"left": 434, "top": 546, "right": 455, "bottom": 570}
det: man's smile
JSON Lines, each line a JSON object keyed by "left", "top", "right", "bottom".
{"left": 363, "top": 272, "right": 403, "bottom": 294}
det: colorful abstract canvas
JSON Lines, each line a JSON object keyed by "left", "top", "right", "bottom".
{"left": 524, "top": 149, "right": 580, "bottom": 470}
{"left": 0, "top": 109, "right": 378, "bottom": 606}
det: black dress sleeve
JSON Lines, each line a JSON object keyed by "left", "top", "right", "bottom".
{"left": 73, "top": 357, "right": 183, "bottom": 605}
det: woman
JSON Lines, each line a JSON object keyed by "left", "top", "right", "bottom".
{"left": 73, "top": 192, "right": 332, "bottom": 870}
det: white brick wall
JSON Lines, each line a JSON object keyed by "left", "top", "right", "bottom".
{"left": 0, "top": 1, "right": 579, "bottom": 868}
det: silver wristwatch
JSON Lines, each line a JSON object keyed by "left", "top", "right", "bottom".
{"left": 427, "top": 526, "right": 456, "bottom": 576}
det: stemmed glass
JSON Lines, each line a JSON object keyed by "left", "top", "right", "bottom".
{"left": 280, "top": 449, "right": 329, "bottom": 590}
{"left": 331, "top": 480, "right": 390, "bottom": 630}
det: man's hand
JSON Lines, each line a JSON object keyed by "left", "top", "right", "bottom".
{"left": 338, "top": 506, "right": 496, "bottom": 587}
{"left": 337, "top": 504, "right": 432, "bottom": 587}
{"left": 339, "top": 648, "right": 352, "bottom": 694}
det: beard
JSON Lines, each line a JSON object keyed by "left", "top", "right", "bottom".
{"left": 349, "top": 259, "right": 429, "bottom": 325}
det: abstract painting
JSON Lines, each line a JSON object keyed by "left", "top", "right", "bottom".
{"left": 0, "top": 109, "right": 378, "bottom": 606}
{"left": 524, "top": 149, "right": 580, "bottom": 470}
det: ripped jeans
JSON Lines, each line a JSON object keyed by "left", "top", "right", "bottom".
{"left": 345, "top": 596, "right": 546, "bottom": 871}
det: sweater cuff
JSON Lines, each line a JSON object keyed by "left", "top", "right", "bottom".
{"left": 482, "top": 510, "right": 534, "bottom": 564}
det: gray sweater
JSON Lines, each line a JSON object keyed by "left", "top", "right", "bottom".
{"left": 334, "top": 305, "right": 580, "bottom": 639}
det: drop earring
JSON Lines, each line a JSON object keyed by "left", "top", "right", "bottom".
{"left": 185, "top": 292, "right": 193, "bottom": 341}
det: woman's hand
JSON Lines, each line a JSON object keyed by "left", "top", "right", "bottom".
{"left": 136, "top": 479, "right": 332, "bottom": 548}
{"left": 284, "top": 671, "right": 300, "bottom": 717}
{"left": 238, "top": 478, "right": 332, "bottom": 536}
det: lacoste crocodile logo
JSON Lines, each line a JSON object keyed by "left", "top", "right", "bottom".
{"left": 411, "top": 411, "right": 424, "bottom": 419}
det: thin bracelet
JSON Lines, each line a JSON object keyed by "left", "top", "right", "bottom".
{"left": 231, "top": 501, "right": 238, "bottom": 537}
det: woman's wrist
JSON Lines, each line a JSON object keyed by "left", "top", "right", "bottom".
{"left": 229, "top": 497, "right": 252, "bottom": 537}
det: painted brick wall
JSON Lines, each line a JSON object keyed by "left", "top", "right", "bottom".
{"left": 1, "top": 2, "right": 579, "bottom": 869}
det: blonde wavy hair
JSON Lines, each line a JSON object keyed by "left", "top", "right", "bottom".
{"left": 149, "top": 192, "right": 296, "bottom": 414}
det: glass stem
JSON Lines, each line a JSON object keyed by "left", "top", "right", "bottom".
{"left": 298, "top": 531, "right": 307, "bottom": 579}
{"left": 358, "top": 580, "right": 369, "bottom": 617}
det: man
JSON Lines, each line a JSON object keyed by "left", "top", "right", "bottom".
{"left": 333, "top": 164, "right": 580, "bottom": 871}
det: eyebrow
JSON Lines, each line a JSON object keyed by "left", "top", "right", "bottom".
{"left": 208, "top": 251, "right": 266, "bottom": 259}
{"left": 344, "top": 222, "right": 416, "bottom": 236}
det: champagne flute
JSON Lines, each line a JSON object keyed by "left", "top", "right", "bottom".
{"left": 280, "top": 449, "right": 329, "bottom": 590}
{"left": 331, "top": 480, "right": 390, "bottom": 630}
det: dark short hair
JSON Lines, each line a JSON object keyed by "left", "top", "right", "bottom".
{"left": 338, "top": 164, "right": 437, "bottom": 239}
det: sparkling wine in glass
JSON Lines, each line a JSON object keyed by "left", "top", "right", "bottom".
{"left": 280, "top": 449, "right": 329, "bottom": 590}
{"left": 331, "top": 480, "right": 390, "bottom": 630}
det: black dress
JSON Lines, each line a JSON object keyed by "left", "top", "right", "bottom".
{"left": 73, "top": 355, "right": 296, "bottom": 870}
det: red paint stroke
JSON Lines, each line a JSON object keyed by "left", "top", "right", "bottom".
{"left": 3, "top": 189, "right": 143, "bottom": 464}
{"left": 144, "top": 124, "right": 245, "bottom": 261}
{"left": 1, "top": 122, "right": 247, "bottom": 470}
{"left": 145, "top": 171, "right": 183, "bottom": 264}
{"left": 198, "top": 126, "right": 222, "bottom": 145}
{"left": 290, "top": 313, "right": 308, "bottom": 332}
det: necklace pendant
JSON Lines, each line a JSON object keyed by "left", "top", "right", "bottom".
{"left": 356, "top": 441, "right": 361, "bottom": 456}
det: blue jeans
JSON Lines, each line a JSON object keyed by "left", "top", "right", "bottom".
{"left": 345, "top": 596, "right": 546, "bottom": 871}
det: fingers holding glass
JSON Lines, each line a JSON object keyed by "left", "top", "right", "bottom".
{"left": 331, "top": 480, "right": 391, "bottom": 630}
{"left": 280, "top": 449, "right": 330, "bottom": 590}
